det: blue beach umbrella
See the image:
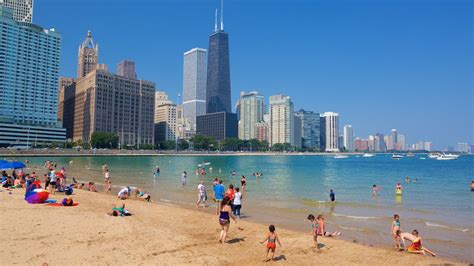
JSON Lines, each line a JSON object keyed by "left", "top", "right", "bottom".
{"left": 0, "top": 161, "right": 26, "bottom": 170}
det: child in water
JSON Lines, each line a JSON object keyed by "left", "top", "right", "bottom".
{"left": 307, "top": 214, "right": 320, "bottom": 251}
{"left": 260, "top": 225, "right": 282, "bottom": 262}
{"left": 391, "top": 214, "right": 402, "bottom": 249}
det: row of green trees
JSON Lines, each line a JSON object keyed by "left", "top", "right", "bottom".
{"left": 71, "top": 132, "right": 319, "bottom": 152}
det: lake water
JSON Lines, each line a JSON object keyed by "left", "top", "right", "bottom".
{"left": 16, "top": 154, "right": 474, "bottom": 262}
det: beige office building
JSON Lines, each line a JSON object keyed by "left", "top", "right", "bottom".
{"left": 154, "top": 95, "right": 177, "bottom": 143}
{"left": 269, "top": 94, "right": 294, "bottom": 146}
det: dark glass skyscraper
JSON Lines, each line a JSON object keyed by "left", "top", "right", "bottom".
{"left": 206, "top": 30, "right": 231, "bottom": 113}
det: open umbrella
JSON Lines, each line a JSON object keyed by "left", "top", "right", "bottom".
{"left": 0, "top": 161, "right": 26, "bottom": 170}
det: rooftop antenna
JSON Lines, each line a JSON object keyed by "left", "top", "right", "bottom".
{"left": 220, "top": 0, "right": 224, "bottom": 31}
{"left": 214, "top": 8, "right": 218, "bottom": 32}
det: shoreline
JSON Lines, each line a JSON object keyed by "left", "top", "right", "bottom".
{"left": 1, "top": 185, "right": 462, "bottom": 264}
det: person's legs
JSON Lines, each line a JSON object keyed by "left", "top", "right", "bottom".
{"left": 235, "top": 205, "right": 241, "bottom": 217}
{"left": 264, "top": 248, "right": 270, "bottom": 261}
{"left": 196, "top": 194, "right": 201, "bottom": 208}
{"left": 222, "top": 224, "right": 230, "bottom": 243}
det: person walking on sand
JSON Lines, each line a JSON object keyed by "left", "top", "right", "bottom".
{"left": 181, "top": 171, "right": 187, "bottom": 186}
{"left": 397, "top": 230, "right": 436, "bottom": 257}
{"left": 213, "top": 180, "right": 225, "bottom": 215}
{"left": 391, "top": 214, "right": 402, "bottom": 249}
{"left": 218, "top": 196, "right": 237, "bottom": 244}
{"left": 196, "top": 180, "right": 207, "bottom": 208}
{"left": 260, "top": 225, "right": 282, "bottom": 262}
{"left": 307, "top": 214, "right": 320, "bottom": 250}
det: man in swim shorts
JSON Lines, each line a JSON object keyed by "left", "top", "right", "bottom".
{"left": 213, "top": 180, "right": 225, "bottom": 215}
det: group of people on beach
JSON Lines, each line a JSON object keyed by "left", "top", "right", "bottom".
{"left": 391, "top": 214, "right": 436, "bottom": 256}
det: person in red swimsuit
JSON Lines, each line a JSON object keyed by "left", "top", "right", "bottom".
{"left": 260, "top": 225, "right": 282, "bottom": 262}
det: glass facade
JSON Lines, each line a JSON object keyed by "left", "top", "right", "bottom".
{"left": 183, "top": 48, "right": 207, "bottom": 130}
{"left": 206, "top": 31, "right": 231, "bottom": 113}
{"left": 0, "top": 6, "right": 61, "bottom": 127}
{"left": 196, "top": 112, "right": 237, "bottom": 141}
{"left": 295, "top": 109, "right": 321, "bottom": 149}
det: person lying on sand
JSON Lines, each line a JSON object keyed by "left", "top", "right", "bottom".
{"left": 397, "top": 230, "right": 436, "bottom": 257}
{"left": 135, "top": 189, "right": 151, "bottom": 202}
{"left": 317, "top": 215, "right": 341, "bottom": 237}
{"left": 87, "top": 182, "right": 97, "bottom": 192}
{"left": 109, "top": 203, "right": 131, "bottom": 217}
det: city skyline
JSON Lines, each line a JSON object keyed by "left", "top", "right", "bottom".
{"left": 34, "top": 0, "right": 472, "bottom": 148}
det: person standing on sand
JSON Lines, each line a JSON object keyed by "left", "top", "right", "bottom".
{"left": 196, "top": 180, "right": 207, "bottom": 208}
{"left": 391, "top": 214, "right": 402, "bottom": 249}
{"left": 218, "top": 196, "right": 237, "bottom": 244}
{"left": 181, "top": 171, "right": 187, "bottom": 186}
{"left": 307, "top": 214, "right": 320, "bottom": 251}
{"left": 213, "top": 180, "right": 225, "bottom": 215}
{"left": 329, "top": 189, "right": 336, "bottom": 202}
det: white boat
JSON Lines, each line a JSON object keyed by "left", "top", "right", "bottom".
{"left": 420, "top": 157, "right": 426, "bottom": 160}
{"left": 362, "top": 153, "right": 375, "bottom": 158}
{"left": 406, "top": 153, "right": 415, "bottom": 158}
{"left": 334, "top": 154, "right": 349, "bottom": 159}
{"left": 436, "top": 153, "right": 459, "bottom": 160}
{"left": 391, "top": 154, "right": 404, "bottom": 159}
{"left": 428, "top": 153, "right": 440, "bottom": 159}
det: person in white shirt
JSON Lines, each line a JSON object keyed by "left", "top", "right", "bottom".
{"left": 233, "top": 187, "right": 242, "bottom": 218}
{"left": 196, "top": 180, "right": 206, "bottom": 208}
{"left": 118, "top": 187, "right": 129, "bottom": 200}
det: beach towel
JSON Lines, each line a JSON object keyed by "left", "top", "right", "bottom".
{"left": 46, "top": 203, "right": 79, "bottom": 207}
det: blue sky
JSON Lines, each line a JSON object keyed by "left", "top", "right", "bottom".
{"left": 36, "top": 0, "right": 472, "bottom": 149}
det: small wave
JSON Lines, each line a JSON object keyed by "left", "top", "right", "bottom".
{"left": 425, "top": 222, "right": 470, "bottom": 232}
{"left": 339, "top": 226, "right": 365, "bottom": 232}
{"left": 332, "top": 213, "right": 380, "bottom": 220}
{"left": 160, "top": 198, "right": 172, "bottom": 203}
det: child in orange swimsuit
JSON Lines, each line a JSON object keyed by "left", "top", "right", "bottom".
{"left": 260, "top": 225, "right": 282, "bottom": 262}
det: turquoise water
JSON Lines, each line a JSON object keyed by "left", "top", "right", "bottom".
{"left": 17, "top": 154, "right": 474, "bottom": 262}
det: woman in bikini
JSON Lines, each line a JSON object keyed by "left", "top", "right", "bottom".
{"left": 260, "top": 225, "right": 282, "bottom": 262}
{"left": 218, "top": 196, "right": 237, "bottom": 244}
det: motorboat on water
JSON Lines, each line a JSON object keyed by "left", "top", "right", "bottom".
{"left": 406, "top": 153, "right": 415, "bottom": 158}
{"left": 391, "top": 154, "right": 404, "bottom": 159}
{"left": 428, "top": 153, "right": 441, "bottom": 159}
{"left": 334, "top": 154, "right": 349, "bottom": 159}
{"left": 362, "top": 153, "right": 375, "bottom": 158}
{"left": 436, "top": 153, "right": 460, "bottom": 160}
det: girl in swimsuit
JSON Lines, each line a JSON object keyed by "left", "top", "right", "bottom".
{"left": 398, "top": 230, "right": 436, "bottom": 257}
{"left": 391, "top": 214, "right": 401, "bottom": 249}
{"left": 218, "top": 196, "right": 237, "bottom": 244}
{"left": 307, "top": 214, "right": 320, "bottom": 250}
{"left": 260, "top": 225, "right": 282, "bottom": 262}
{"left": 240, "top": 176, "right": 246, "bottom": 192}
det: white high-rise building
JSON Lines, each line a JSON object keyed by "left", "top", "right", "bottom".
{"left": 237, "top": 91, "right": 265, "bottom": 140}
{"left": 182, "top": 48, "right": 207, "bottom": 131}
{"left": 391, "top": 129, "right": 398, "bottom": 150}
{"left": 269, "top": 94, "right": 294, "bottom": 146}
{"left": 457, "top": 142, "right": 469, "bottom": 153}
{"left": 343, "top": 125, "right": 354, "bottom": 151}
{"left": 398, "top": 134, "right": 406, "bottom": 150}
{"left": 322, "top": 112, "right": 339, "bottom": 152}
{"left": 0, "top": 0, "right": 33, "bottom": 22}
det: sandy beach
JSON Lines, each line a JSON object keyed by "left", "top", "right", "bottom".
{"left": 0, "top": 186, "right": 458, "bottom": 265}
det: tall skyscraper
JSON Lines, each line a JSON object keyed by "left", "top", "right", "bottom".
{"left": 237, "top": 91, "right": 265, "bottom": 140}
{"left": 68, "top": 33, "right": 155, "bottom": 147}
{"left": 457, "top": 142, "right": 469, "bottom": 153}
{"left": 117, "top": 60, "right": 137, "bottom": 79}
{"left": 375, "top": 133, "right": 386, "bottom": 152}
{"left": 397, "top": 134, "right": 406, "bottom": 150}
{"left": 343, "top": 125, "right": 354, "bottom": 151}
{"left": 183, "top": 48, "right": 207, "bottom": 131}
{"left": 368, "top": 135, "right": 376, "bottom": 151}
{"left": 0, "top": 0, "right": 33, "bottom": 22}
{"left": 196, "top": 2, "right": 237, "bottom": 141}
{"left": 269, "top": 94, "right": 294, "bottom": 146}
{"left": 321, "top": 112, "right": 340, "bottom": 152}
{"left": 391, "top": 129, "right": 398, "bottom": 150}
{"left": 206, "top": 23, "right": 231, "bottom": 113}
{"left": 294, "top": 109, "right": 321, "bottom": 150}
{"left": 293, "top": 115, "right": 302, "bottom": 148}
{"left": 77, "top": 31, "right": 98, "bottom": 78}
{"left": 58, "top": 77, "right": 76, "bottom": 139}
{"left": 0, "top": 5, "right": 65, "bottom": 146}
